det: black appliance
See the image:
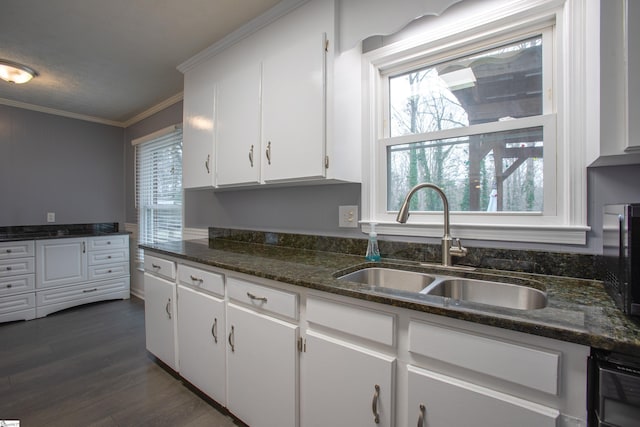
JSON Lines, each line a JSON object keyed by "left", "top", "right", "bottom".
{"left": 602, "top": 204, "right": 640, "bottom": 316}
{"left": 588, "top": 350, "right": 640, "bottom": 426}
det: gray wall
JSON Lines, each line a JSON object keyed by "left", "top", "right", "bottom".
{"left": 123, "top": 101, "right": 183, "bottom": 224}
{"left": 0, "top": 105, "right": 124, "bottom": 226}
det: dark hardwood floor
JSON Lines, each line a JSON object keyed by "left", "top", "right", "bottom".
{"left": 0, "top": 297, "right": 238, "bottom": 427}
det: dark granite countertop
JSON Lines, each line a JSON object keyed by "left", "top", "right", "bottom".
{"left": 140, "top": 238, "right": 640, "bottom": 355}
{"left": 0, "top": 223, "right": 129, "bottom": 242}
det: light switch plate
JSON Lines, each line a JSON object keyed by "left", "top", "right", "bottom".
{"left": 339, "top": 205, "right": 358, "bottom": 228}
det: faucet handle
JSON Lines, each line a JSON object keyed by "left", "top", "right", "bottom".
{"left": 450, "top": 238, "right": 468, "bottom": 258}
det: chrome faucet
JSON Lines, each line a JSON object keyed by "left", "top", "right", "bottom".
{"left": 396, "top": 183, "right": 467, "bottom": 267}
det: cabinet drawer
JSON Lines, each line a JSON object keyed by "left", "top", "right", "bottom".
{"left": 88, "top": 235, "right": 128, "bottom": 250}
{"left": 36, "top": 277, "right": 129, "bottom": 307}
{"left": 0, "top": 240, "right": 35, "bottom": 259}
{"left": 0, "top": 257, "right": 36, "bottom": 277}
{"left": 88, "top": 248, "right": 129, "bottom": 266}
{"left": 0, "top": 291, "right": 35, "bottom": 315}
{"left": 88, "top": 262, "right": 129, "bottom": 281}
{"left": 307, "top": 295, "right": 395, "bottom": 347}
{"left": 144, "top": 254, "right": 176, "bottom": 280}
{"left": 408, "top": 319, "right": 560, "bottom": 395}
{"left": 227, "top": 277, "right": 298, "bottom": 320}
{"left": 0, "top": 273, "right": 35, "bottom": 296}
{"left": 178, "top": 264, "right": 224, "bottom": 297}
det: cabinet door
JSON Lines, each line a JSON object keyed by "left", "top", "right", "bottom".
{"left": 407, "top": 365, "right": 559, "bottom": 427}
{"left": 226, "top": 303, "right": 298, "bottom": 427}
{"left": 177, "top": 285, "right": 226, "bottom": 405}
{"left": 216, "top": 63, "right": 262, "bottom": 186}
{"left": 302, "top": 331, "right": 395, "bottom": 427}
{"left": 183, "top": 82, "right": 215, "bottom": 188}
{"left": 262, "top": 32, "right": 326, "bottom": 183}
{"left": 36, "top": 238, "right": 87, "bottom": 289}
{"left": 144, "top": 272, "right": 178, "bottom": 371}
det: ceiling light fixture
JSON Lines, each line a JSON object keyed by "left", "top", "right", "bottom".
{"left": 0, "top": 59, "right": 39, "bottom": 84}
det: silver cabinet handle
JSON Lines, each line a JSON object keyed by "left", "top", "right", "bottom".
{"left": 211, "top": 317, "right": 218, "bottom": 343}
{"left": 266, "top": 141, "right": 271, "bottom": 165}
{"left": 417, "top": 404, "right": 425, "bottom": 427}
{"left": 5, "top": 266, "right": 11, "bottom": 271}
{"left": 249, "top": 144, "right": 254, "bottom": 167}
{"left": 165, "top": 298, "right": 172, "bottom": 319}
{"left": 82, "top": 241, "right": 86, "bottom": 253}
{"left": 83, "top": 288, "right": 98, "bottom": 293}
{"left": 205, "top": 154, "right": 210, "bottom": 174}
{"left": 228, "top": 325, "right": 235, "bottom": 352}
{"left": 152, "top": 263, "right": 161, "bottom": 269}
{"left": 247, "top": 292, "right": 267, "bottom": 303}
{"left": 372, "top": 384, "right": 380, "bottom": 424}
{"left": 5, "top": 249, "right": 11, "bottom": 253}
{"left": 190, "top": 275, "right": 203, "bottom": 284}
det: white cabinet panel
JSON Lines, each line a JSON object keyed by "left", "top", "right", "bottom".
{"left": 0, "top": 240, "right": 34, "bottom": 259}
{"left": 0, "top": 274, "right": 35, "bottom": 296}
{"left": 302, "top": 331, "right": 395, "bottom": 426}
{"left": 144, "top": 272, "right": 178, "bottom": 370}
{"left": 216, "top": 63, "right": 262, "bottom": 186}
{"left": 0, "top": 257, "right": 35, "bottom": 278}
{"left": 183, "top": 82, "right": 215, "bottom": 188}
{"left": 407, "top": 365, "right": 559, "bottom": 427}
{"left": 226, "top": 303, "right": 298, "bottom": 427}
{"left": 36, "top": 238, "right": 87, "bottom": 288}
{"left": 177, "top": 285, "right": 226, "bottom": 405}
{"left": 227, "top": 277, "right": 298, "bottom": 320}
{"left": 178, "top": 264, "right": 224, "bottom": 297}
{"left": 261, "top": 31, "right": 327, "bottom": 182}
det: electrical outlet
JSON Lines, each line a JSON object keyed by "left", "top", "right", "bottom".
{"left": 47, "top": 212, "right": 55, "bottom": 223}
{"left": 338, "top": 205, "right": 358, "bottom": 228}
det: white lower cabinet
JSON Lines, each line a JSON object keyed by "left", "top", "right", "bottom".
{"left": 408, "top": 365, "right": 559, "bottom": 427}
{"left": 226, "top": 302, "right": 299, "bottom": 427}
{"left": 301, "top": 331, "right": 395, "bottom": 427}
{"left": 177, "top": 284, "right": 226, "bottom": 405}
{"left": 144, "top": 272, "right": 178, "bottom": 371}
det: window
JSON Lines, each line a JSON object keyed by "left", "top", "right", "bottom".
{"left": 134, "top": 125, "right": 183, "bottom": 263}
{"left": 362, "top": 0, "right": 591, "bottom": 244}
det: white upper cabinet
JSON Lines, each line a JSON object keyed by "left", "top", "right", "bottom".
{"left": 180, "top": 0, "right": 361, "bottom": 188}
{"left": 215, "top": 62, "right": 262, "bottom": 187}
{"left": 182, "top": 77, "right": 215, "bottom": 188}
{"left": 261, "top": 31, "right": 327, "bottom": 183}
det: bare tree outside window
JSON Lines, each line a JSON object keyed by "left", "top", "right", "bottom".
{"left": 387, "top": 36, "right": 544, "bottom": 213}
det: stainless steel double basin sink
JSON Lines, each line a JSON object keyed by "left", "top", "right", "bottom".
{"left": 336, "top": 267, "right": 547, "bottom": 311}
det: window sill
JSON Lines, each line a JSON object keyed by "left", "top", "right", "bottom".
{"left": 363, "top": 222, "right": 590, "bottom": 245}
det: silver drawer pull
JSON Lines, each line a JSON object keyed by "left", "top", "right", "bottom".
{"left": 247, "top": 292, "right": 267, "bottom": 303}
{"left": 83, "top": 288, "right": 98, "bottom": 293}
{"left": 372, "top": 384, "right": 380, "bottom": 424}
{"left": 107, "top": 255, "right": 112, "bottom": 259}
{"left": 211, "top": 318, "right": 218, "bottom": 343}
{"left": 417, "top": 404, "right": 425, "bottom": 427}
{"left": 107, "top": 241, "right": 111, "bottom": 245}
{"left": 5, "top": 249, "right": 11, "bottom": 253}
{"left": 165, "top": 298, "right": 172, "bottom": 319}
{"left": 6, "top": 266, "right": 12, "bottom": 271}
{"left": 190, "top": 275, "right": 203, "bottom": 283}
{"left": 6, "top": 284, "right": 13, "bottom": 289}
{"left": 152, "top": 264, "right": 161, "bottom": 269}
{"left": 228, "top": 325, "right": 235, "bottom": 352}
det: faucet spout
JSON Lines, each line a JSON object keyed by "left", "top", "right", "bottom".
{"left": 395, "top": 183, "right": 466, "bottom": 267}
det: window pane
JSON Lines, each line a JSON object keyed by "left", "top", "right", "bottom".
{"left": 389, "top": 36, "right": 542, "bottom": 137}
{"left": 387, "top": 127, "right": 543, "bottom": 212}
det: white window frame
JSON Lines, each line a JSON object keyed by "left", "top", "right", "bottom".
{"left": 361, "top": 0, "right": 593, "bottom": 245}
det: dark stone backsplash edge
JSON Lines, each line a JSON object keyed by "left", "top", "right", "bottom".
{"left": 0, "top": 223, "right": 120, "bottom": 240}
{"left": 209, "top": 227, "right": 603, "bottom": 281}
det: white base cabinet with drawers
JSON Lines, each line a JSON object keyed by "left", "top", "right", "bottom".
{"left": 35, "top": 235, "right": 130, "bottom": 318}
{"left": 176, "top": 264, "right": 226, "bottom": 405}
{"left": 0, "top": 240, "right": 36, "bottom": 322}
{"left": 142, "top": 252, "right": 590, "bottom": 427}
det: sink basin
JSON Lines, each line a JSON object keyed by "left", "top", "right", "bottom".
{"left": 424, "top": 278, "right": 547, "bottom": 310}
{"left": 337, "top": 267, "right": 437, "bottom": 293}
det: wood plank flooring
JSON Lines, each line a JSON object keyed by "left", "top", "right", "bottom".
{"left": 0, "top": 297, "right": 239, "bottom": 427}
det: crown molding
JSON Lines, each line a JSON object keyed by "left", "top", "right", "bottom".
{"left": 122, "top": 92, "right": 184, "bottom": 128}
{"left": 177, "top": 0, "right": 310, "bottom": 74}
{"left": 0, "top": 97, "right": 124, "bottom": 127}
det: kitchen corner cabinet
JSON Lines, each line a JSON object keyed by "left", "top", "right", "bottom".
{"left": 143, "top": 254, "right": 178, "bottom": 370}
{"left": 182, "top": 80, "right": 215, "bottom": 189}
{"left": 176, "top": 264, "right": 226, "bottom": 405}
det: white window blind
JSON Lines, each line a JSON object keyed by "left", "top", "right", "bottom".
{"left": 134, "top": 126, "right": 183, "bottom": 264}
